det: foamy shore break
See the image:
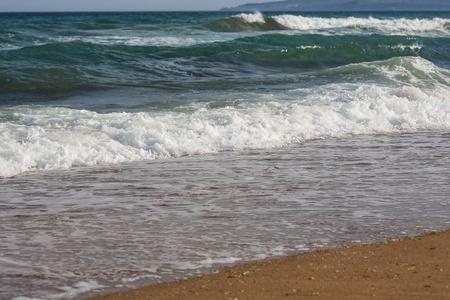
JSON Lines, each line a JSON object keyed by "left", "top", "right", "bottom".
{"left": 87, "top": 229, "right": 450, "bottom": 300}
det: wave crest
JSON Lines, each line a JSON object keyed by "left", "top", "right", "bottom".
{"left": 1, "top": 73, "right": 449, "bottom": 177}
{"left": 206, "top": 12, "right": 287, "bottom": 32}
{"left": 206, "top": 13, "right": 450, "bottom": 36}
{"left": 273, "top": 15, "right": 450, "bottom": 36}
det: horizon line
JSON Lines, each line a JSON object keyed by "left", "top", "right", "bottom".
{"left": 1, "top": 9, "right": 449, "bottom": 13}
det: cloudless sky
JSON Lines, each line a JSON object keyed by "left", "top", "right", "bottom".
{"left": 0, "top": 0, "right": 283, "bottom": 12}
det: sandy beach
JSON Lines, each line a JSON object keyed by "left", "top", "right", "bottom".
{"left": 2, "top": 10, "right": 450, "bottom": 300}
{"left": 87, "top": 229, "right": 450, "bottom": 300}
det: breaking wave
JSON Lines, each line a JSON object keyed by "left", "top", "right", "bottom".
{"left": 1, "top": 57, "right": 449, "bottom": 178}
{"left": 207, "top": 12, "right": 288, "bottom": 32}
{"left": 208, "top": 13, "right": 450, "bottom": 36}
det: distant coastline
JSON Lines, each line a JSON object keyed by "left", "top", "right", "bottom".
{"left": 221, "top": 0, "right": 450, "bottom": 12}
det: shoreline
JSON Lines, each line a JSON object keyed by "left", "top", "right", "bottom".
{"left": 87, "top": 229, "right": 450, "bottom": 300}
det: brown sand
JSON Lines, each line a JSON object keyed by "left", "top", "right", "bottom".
{"left": 88, "top": 230, "right": 450, "bottom": 300}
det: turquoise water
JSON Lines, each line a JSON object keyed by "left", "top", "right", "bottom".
{"left": 0, "top": 11, "right": 449, "bottom": 299}
{"left": 1, "top": 12, "right": 449, "bottom": 100}
{"left": 1, "top": 11, "right": 449, "bottom": 176}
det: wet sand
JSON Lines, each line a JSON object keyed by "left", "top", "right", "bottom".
{"left": 87, "top": 229, "right": 450, "bottom": 300}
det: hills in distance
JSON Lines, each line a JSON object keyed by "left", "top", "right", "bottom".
{"left": 221, "top": 0, "right": 450, "bottom": 11}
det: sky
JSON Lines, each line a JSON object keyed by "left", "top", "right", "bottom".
{"left": 0, "top": 0, "right": 283, "bottom": 12}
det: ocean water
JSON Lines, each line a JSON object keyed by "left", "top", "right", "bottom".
{"left": 0, "top": 11, "right": 449, "bottom": 299}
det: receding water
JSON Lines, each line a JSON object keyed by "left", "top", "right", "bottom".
{"left": 1, "top": 10, "right": 449, "bottom": 300}
{"left": 1, "top": 131, "right": 449, "bottom": 299}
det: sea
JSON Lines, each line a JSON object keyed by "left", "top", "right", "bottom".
{"left": 0, "top": 10, "right": 449, "bottom": 299}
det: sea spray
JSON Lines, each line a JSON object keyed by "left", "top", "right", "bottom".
{"left": 0, "top": 12, "right": 449, "bottom": 178}
{"left": 1, "top": 82, "right": 449, "bottom": 177}
{"left": 1, "top": 11, "right": 450, "bottom": 300}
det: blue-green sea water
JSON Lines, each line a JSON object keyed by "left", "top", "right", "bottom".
{"left": 0, "top": 11, "right": 449, "bottom": 299}
{"left": 1, "top": 11, "right": 450, "bottom": 176}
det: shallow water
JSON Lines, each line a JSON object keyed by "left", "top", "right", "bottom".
{"left": 1, "top": 130, "right": 449, "bottom": 299}
{"left": 1, "top": 11, "right": 450, "bottom": 178}
{"left": 1, "top": 11, "right": 450, "bottom": 299}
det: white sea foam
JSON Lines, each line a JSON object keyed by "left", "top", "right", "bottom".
{"left": 385, "top": 44, "right": 423, "bottom": 52}
{"left": 318, "top": 57, "right": 450, "bottom": 89}
{"left": 272, "top": 15, "right": 450, "bottom": 36}
{"left": 1, "top": 79, "right": 449, "bottom": 178}
{"left": 199, "top": 256, "right": 242, "bottom": 267}
{"left": 0, "top": 43, "right": 22, "bottom": 51}
{"left": 235, "top": 12, "right": 266, "bottom": 24}
{"left": 1, "top": 58, "right": 448, "bottom": 178}
{"left": 54, "top": 281, "right": 104, "bottom": 299}
{"left": 11, "top": 281, "right": 103, "bottom": 300}
{"left": 3, "top": 256, "right": 103, "bottom": 299}
{"left": 55, "top": 35, "right": 223, "bottom": 47}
